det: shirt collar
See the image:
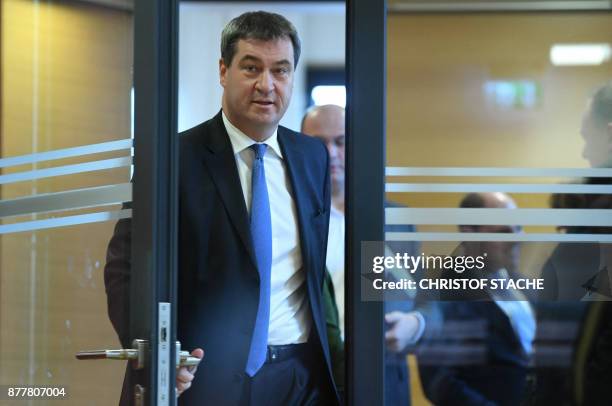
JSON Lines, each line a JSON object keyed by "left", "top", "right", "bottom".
{"left": 222, "top": 110, "right": 283, "bottom": 159}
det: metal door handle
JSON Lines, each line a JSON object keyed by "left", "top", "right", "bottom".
{"left": 178, "top": 350, "right": 201, "bottom": 367}
{"left": 76, "top": 340, "right": 201, "bottom": 369}
{"left": 76, "top": 339, "right": 147, "bottom": 369}
{"left": 76, "top": 349, "right": 138, "bottom": 360}
{"left": 176, "top": 342, "right": 201, "bottom": 367}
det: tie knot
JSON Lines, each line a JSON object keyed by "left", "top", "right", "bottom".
{"left": 250, "top": 143, "right": 267, "bottom": 160}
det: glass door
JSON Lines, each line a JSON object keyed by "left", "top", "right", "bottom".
{"left": 0, "top": 0, "right": 180, "bottom": 404}
{"left": 347, "top": 1, "right": 611, "bottom": 405}
{"left": 384, "top": 2, "right": 612, "bottom": 406}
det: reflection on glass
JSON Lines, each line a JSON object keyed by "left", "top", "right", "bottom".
{"left": 386, "top": 10, "right": 612, "bottom": 406}
{"left": 311, "top": 85, "right": 347, "bottom": 107}
{"left": 483, "top": 80, "right": 540, "bottom": 110}
{"left": 0, "top": 1, "right": 133, "bottom": 404}
{"left": 550, "top": 43, "right": 611, "bottom": 66}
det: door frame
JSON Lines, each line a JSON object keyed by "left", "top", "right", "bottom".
{"left": 132, "top": 0, "right": 180, "bottom": 404}
{"left": 346, "top": 0, "right": 386, "bottom": 404}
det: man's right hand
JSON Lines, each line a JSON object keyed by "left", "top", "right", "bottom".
{"left": 385, "top": 311, "right": 420, "bottom": 353}
{"left": 176, "top": 348, "right": 204, "bottom": 397}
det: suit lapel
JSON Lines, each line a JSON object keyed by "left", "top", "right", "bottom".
{"left": 279, "top": 130, "right": 332, "bottom": 373}
{"left": 200, "top": 112, "right": 256, "bottom": 268}
{"left": 278, "top": 130, "right": 314, "bottom": 278}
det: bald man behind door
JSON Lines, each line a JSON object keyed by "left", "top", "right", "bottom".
{"left": 301, "top": 104, "right": 433, "bottom": 406}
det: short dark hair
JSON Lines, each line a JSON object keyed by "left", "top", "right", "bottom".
{"left": 221, "top": 11, "right": 301, "bottom": 68}
{"left": 459, "top": 193, "right": 486, "bottom": 209}
{"left": 590, "top": 82, "right": 612, "bottom": 130}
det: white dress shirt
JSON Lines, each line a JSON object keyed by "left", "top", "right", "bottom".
{"left": 222, "top": 112, "right": 311, "bottom": 345}
{"left": 488, "top": 268, "right": 536, "bottom": 356}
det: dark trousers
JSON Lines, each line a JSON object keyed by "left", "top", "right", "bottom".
{"left": 239, "top": 343, "right": 334, "bottom": 406}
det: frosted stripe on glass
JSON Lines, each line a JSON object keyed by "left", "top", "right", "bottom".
{"left": 386, "top": 167, "right": 612, "bottom": 178}
{"left": 0, "top": 209, "right": 132, "bottom": 234}
{"left": 0, "top": 183, "right": 132, "bottom": 218}
{"left": 386, "top": 183, "right": 612, "bottom": 194}
{"left": 385, "top": 232, "right": 612, "bottom": 243}
{"left": 386, "top": 208, "right": 612, "bottom": 226}
{"left": 0, "top": 157, "right": 132, "bottom": 185}
{"left": 0, "top": 139, "right": 132, "bottom": 168}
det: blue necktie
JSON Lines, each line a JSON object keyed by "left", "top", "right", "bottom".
{"left": 245, "top": 143, "right": 272, "bottom": 376}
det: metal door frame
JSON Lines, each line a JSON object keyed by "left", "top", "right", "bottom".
{"left": 133, "top": 0, "right": 179, "bottom": 403}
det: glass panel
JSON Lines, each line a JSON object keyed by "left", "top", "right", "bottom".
{"left": 386, "top": 10, "right": 612, "bottom": 406}
{"left": 1, "top": 1, "right": 133, "bottom": 404}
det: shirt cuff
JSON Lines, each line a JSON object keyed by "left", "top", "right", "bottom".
{"left": 410, "top": 311, "right": 426, "bottom": 344}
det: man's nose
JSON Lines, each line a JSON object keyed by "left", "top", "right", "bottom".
{"left": 255, "top": 70, "right": 274, "bottom": 94}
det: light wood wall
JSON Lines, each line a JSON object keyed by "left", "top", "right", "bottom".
{"left": 1, "top": 1, "right": 132, "bottom": 404}
{"left": 388, "top": 12, "right": 612, "bottom": 205}
{"left": 387, "top": 12, "right": 612, "bottom": 406}
{"left": 387, "top": 12, "right": 612, "bottom": 268}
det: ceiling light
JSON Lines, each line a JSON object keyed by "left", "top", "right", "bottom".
{"left": 550, "top": 43, "right": 611, "bottom": 66}
{"left": 311, "top": 85, "right": 346, "bottom": 107}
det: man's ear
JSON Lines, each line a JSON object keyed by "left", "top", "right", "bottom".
{"left": 219, "top": 58, "right": 227, "bottom": 88}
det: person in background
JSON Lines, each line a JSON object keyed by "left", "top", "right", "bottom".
{"left": 302, "top": 104, "right": 436, "bottom": 405}
{"left": 571, "top": 82, "right": 612, "bottom": 406}
{"left": 535, "top": 83, "right": 612, "bottom": 406}
{"left": 419, "top": 192, "right": 536, "bottom": 406}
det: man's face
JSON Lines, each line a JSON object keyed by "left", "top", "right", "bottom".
{"left": 301, "top": 115, "right": 345, "bottom": 188}
{"left": 461, "top": 193, "right": 521, "bottom": 273}
{"left": 220, "top": 38, "right": 294, "bottom": 138}
{"left": 473, "top": 224, "right": 521, "bottom": 273}
{"left": 581, "top": 104, "right": 612, "bottom": 168}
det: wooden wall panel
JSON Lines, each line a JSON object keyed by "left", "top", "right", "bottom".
{"left": 0, "top": 1, "right": 132, "bottom": 404}
{"left": 387, "top": 13, "right": 612, "bottom": 213}
{"left": 387, "top": 14, "right": 612, "bottom": 405}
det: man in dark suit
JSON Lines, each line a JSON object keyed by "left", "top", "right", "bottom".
{"left": 105, "top": 11, "right": 338, "bottom": 405}
{"left": 535, "top": 83, "right": 612, "bottom": 405}
{"left": 418, "top": 192, "right": 536, "bottom": 406}
{"left": 570, "top": 82, "right": 612, "bottom": 406}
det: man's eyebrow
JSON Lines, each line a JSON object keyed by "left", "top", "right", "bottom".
{"left": 238, "top": 55, "right": 262, "bottom": 64}
{"left": 238, "top": 55, "right": 292, "bottom": 67}
{"left": 273, "top": 59, "right": 292, "bottom": 66}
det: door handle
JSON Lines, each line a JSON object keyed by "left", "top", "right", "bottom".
{"left": 176, "top": 342, "right": 201, "bottom": 367}
{"left": 76, "top": 338, "right": 148, "bottom": 369}
{"left": 76, "top": 340, "right": 201, "bottom": 369}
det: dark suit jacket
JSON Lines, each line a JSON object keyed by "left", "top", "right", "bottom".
{"left": 418, "top": 266, "right": 531, "bottom": 406}
{"left": 573, "top": 301, "right": 612, "bottom": 406}
{"left": 105, "top": 111, "right": 338, "bottom": 405}
{"left": 418, "top": 300, "right": 529, "bottom": 406}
